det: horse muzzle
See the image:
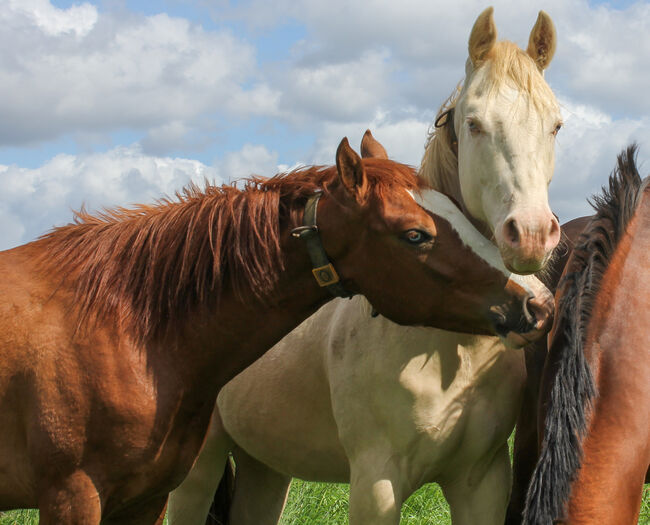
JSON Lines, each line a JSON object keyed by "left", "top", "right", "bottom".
{"left": 490, "top": 287, "right": 554, "bottom": 348}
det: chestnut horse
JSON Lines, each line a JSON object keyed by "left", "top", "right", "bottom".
{"left": 524, "top": 145, "right": 650, "bottom": 525}
{"left": 0, "top": 137, "right": 552, "bottom": 524}
{"left": 168, "top": 7, "right": 562, "bottom": 525}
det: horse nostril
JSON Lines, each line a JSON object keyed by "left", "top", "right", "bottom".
{"left": 524, "top": 294, "right": 551, "bottom": 330}
{"left": 546, "top": 215, "right": 561, "bottom": 250}
{"left": 523, "top": 294, "right": 535, "bottom": 325}
{"left": 503, "top": 218, "right": 520, "bottom": 248}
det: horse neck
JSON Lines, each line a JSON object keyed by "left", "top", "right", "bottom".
{"left": 202, "top": 247, "right": 332, "bottom": 386}
{"left": 37, "top": 185, "right": 335, "bottom": 391}
{"left": 563, "top": 194, "right": 650, "bottom": 523}
{"left": 586, "top": 190, "right": 650, "bottom": 354}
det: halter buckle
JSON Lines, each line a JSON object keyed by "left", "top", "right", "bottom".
{"left": 311, "top": 264, "right": 340, "bottom": 287}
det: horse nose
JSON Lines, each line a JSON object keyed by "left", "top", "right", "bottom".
{"left": 545, "top": 215, "right": 561, "bottom": 252}
{"left": 523, "top": 292, "right": 553, "bottom": 333}
{"left": 502, "top": 214, "right": 560, "bottom": 252}
{"left": 499, "top": 212, "right": 561, "bottom": 274}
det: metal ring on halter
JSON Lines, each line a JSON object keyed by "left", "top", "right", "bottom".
{"left": 434, "top": 107, "right": 458, "bottom": 147}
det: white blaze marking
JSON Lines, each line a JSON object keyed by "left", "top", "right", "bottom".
{"left": 412, "top": 189, "right": 536, "bottom": 295}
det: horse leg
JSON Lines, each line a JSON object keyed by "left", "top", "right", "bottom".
{"left": 227, "top": 446, "right": 291, "bottom": 525}
{"left": 442, "top": 442, "right": 511, "bottom": 525}
{"left": 168, "top": 404, "right": 234, "bottom": 525}
{"left": 506, "top": 340, "right": 547, "bottom": 525}
{"left": 37, "top": 471, "right": 102, "bottom": 525}
{"left": 348, "top": 451, "right": 404, "bottom": 525}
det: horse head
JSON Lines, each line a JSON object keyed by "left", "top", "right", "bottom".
{"left": 321, "top": 135, "right": 553, "bottom": 346}
{"left": 453, "top": 7, "right": 562, "bottom": 274}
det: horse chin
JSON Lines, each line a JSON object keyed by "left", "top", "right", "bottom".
{"left": 502, "top": 255, "right": 547, "bottom": 275}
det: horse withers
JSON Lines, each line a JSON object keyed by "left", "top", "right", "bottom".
{"left": 524, "top": 146, "right": 650, "bottom": 525}
{"left": 0, "top": 138, "right": 551, "bottom": 524}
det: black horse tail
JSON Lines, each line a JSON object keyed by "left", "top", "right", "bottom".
{"left": 206, "top": 455, "right": 235, "bottom": 525}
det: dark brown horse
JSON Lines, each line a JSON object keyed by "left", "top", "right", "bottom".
{"left": 522, "top": 145, "right": 650, "bottom": 524}
{"left": 0, "top": 137, "right": 553, "bottom": 524}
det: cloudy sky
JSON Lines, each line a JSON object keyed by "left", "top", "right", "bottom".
{"left": 1, "top": 0, "right": 648, "bottom": 249}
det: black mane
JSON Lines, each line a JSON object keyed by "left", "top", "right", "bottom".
{"left": 523, "top": 145, "right": 645, "bottom": 524}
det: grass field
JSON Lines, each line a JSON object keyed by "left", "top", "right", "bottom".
{"left": 1, "top": 482, "right": 648, "bottom": 524}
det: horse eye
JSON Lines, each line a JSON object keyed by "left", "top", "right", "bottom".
{"left": 552, "top": 122, "right": 562, "bottom": 136}
{"left": 403, "top": 229, "right": 431, "bottom": 245}
{"left": 467, "top": 119, "right": 481, "bottom": 136}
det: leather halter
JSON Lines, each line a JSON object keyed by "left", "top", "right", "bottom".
{"left": 291, "top": 193, "right": 354, "bottom": 298}
{"left": 434, "top": 107, "right": 458, "bottom": 149}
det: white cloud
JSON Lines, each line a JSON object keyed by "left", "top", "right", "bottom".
{"left": 545, "top": 1, "right": 650, "bottom": 115}
{"left": 0, "top": 2, "right": 280, "bottom": 146}
{"left": 280, "top": 50, "right": 394, "bottom": 123}
{"left": 5, "top": 0, "right": 98, "bottom": 37}
{"left": 221, "top": 144, "right": 280, "bottom": 180}
{"left": 0, "top": 145, "right": 221, "bottom": 249}
{"left": 0, "top": 141, "right": 289, "bottom": 250}
{"left": 551, "top": 98, "right": 650, "bottom": 221}
{"left": 308, "top": 112, "right": 431, "bottom": 166}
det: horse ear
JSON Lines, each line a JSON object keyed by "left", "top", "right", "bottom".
{"left": 360, "top": 129, "right": 388, "bottom": 159}
{"left": 468, "top": 7, "right": 497, "bottom": 66}
{"left": 527, "top": 11, "right": 556, "bottom": 71}
{"left": 336, "top": 137, "right": 368, "bottom": 199}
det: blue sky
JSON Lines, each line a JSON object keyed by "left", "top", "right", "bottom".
{"left": 1, "top": 0, "right": 649, "bottom": 249}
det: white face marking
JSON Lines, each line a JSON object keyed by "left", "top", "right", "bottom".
{"left": 412, "top": 189, "right": 536, "bottom": 295}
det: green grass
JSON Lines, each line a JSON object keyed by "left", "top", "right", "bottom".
{"left": 2, "top": 483, "right": 647, "bottom": 524}
{"left": 280, "top": 480, "right": 650, "bottom": 525}
{"left": 0, "top": 510, "right": 38, "bottom": 525}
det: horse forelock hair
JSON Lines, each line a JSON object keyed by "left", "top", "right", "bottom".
{"left": 523, "top": 144, "right": 645, "bottom": 525}
{"left": 36, "top": 159, "right": 419, "bottom": 344}
{"left": 481, "top": 41, "right": 558, "bottom": 114}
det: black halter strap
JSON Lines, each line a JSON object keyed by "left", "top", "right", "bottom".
{"left": 291, "top": 193, "right": 354, "bottom": 298}
{"left": 434, "top": 107, "right": 458, "bottom": 148}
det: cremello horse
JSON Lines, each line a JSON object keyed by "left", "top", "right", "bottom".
{"left": 168, "top": 8, "right": 562, "bottom": 525}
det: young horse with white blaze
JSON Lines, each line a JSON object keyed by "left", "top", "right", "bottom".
{"left": 169, "top": 8, "right": 563, "bottom": 525}
{"left": 0, "top": 137, "right": 552, "bottom": 524}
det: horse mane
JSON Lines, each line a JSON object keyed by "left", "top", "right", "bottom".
{"left": 419, "top": 41, "right": 558, "bottom": 209}
{"left": 36, "top": 158, "right": 419, "bottom": 344}
{"left": 523, "top": 144, "right": 645, "bottom": 525}
{"left": 420, "top": 87, "right": 462, "bottom": 205}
